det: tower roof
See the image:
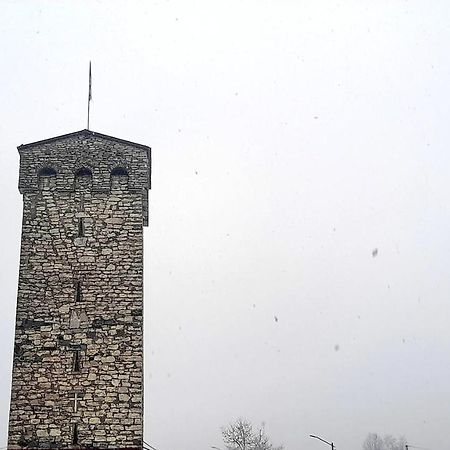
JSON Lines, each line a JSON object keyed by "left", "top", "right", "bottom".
{"left": 18, "top": 129, "right": 150, "bottom": 151}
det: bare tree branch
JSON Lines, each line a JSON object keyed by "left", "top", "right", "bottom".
{"left": 363, "top": 433, "right": 406, "bottom": 450}
{"left": 222, "top": 419, "right": 283, "bottom": 450}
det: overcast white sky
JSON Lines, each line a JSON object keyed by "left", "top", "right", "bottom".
{"left": 1, "top": 1, "right": 450, "bottom": 450}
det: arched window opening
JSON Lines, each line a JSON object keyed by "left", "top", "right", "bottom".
{"left": 111, "top": 166, "right": 129, "bottom": 190}
{"left": 38, "top": 167, "right": 57, "bottom": 190}
{"left": 75, "top": 167, "right": 93, "bottom": 191}
{"left": 111, "top": 167, "right": 128, "bottom": 176}
{"left": 75, "top": 167, "right": 92, "bottom": 178}
{"left": 38, "top": 167, "right": 57, "bottom": 177}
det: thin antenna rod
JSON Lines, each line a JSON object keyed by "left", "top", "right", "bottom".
{"left": 87, "top": 61, "right": 92, "bottom": 130}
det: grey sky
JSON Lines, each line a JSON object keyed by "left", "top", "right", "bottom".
{"left": 1, "top": 1, "right": 450, "bottom": 450}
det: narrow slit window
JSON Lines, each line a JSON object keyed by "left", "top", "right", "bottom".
{"left": 73, "top": 350, "right": 81, "bottom": 373}
{"left": 72, "top": 423, "right": 78, "bottom": 445}
{"left": 78, "top": 218, "right": 84, "bottom": 237}
{"left": 75, "top": 282, "right": 82, "bottom": 302}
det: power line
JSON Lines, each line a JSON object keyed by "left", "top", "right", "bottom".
{"left": 144, "top": 444, "right": 158, "bottom": 450}
{"left": 144, "top": 440, "right": 160, "bottom": 450}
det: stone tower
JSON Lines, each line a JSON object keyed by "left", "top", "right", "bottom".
{"left": 8, "top": 130, "right": 151, "bottom": 450}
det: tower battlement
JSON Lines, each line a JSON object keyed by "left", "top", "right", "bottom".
{"left": 18, "top": 130, "right": 151, "bottom": 226}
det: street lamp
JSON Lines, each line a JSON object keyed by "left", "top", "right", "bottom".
{"left": 310, "top": 434, "right": 335, "bottom": 450}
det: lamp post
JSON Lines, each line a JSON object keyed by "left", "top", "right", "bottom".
{"left": 310, "top": 434, "right": 335, "bottom": 450}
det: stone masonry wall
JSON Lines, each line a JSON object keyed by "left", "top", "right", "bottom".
{"left": 8, "top": 131, "right": 150, "bottom": 450}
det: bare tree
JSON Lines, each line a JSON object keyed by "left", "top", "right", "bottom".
{"left": 222, "top": 418, "right": 283, "bottom": 450}
{"left": 363, "top": 433, "right": 384, "bottom": 450}
{"left": 383, "top": 435, "right": 406, "bottom": 450}
{"left": 363, "top": 433, "right": 406, "bottom": 450}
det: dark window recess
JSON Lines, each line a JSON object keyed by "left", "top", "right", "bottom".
{"left": 38, "top": 167, "right": 57, "bottom": 177}
{"left": 76, "top": 282, "right": 82, "bottom": 302}
{"left": 111, "top": 167, "right": 128, "bottom": 176}
{"left": 72, "top": 423, "right": 78, "bottom": 445}
{"left": 78, "top": 218, "right": 84, "bottom": 237}
{"left": 73, "top": 350, "right": 81, "bottom": 373}
{"left": 75, "top": 167, "right": 92, "bottom": 178}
